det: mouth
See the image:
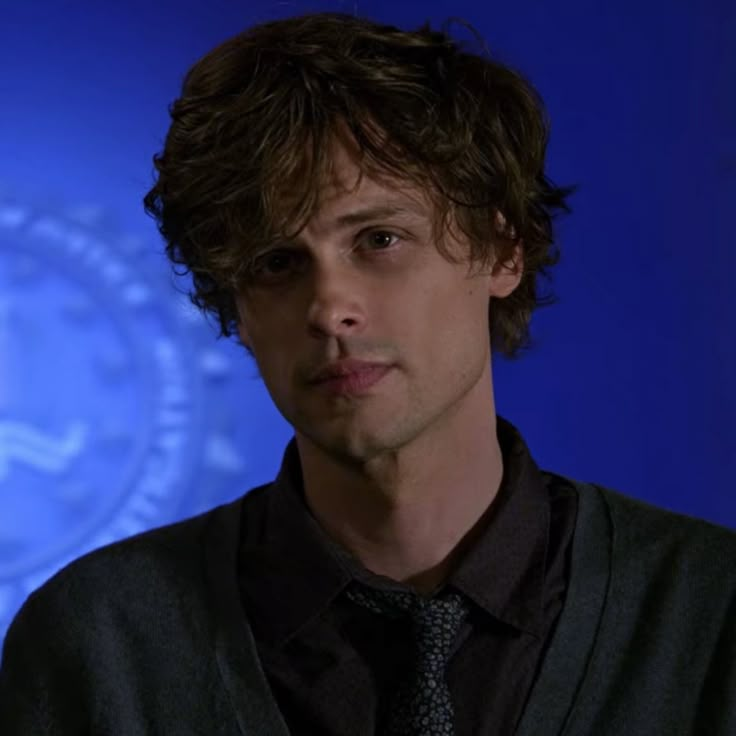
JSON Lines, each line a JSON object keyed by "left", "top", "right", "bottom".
{"left": 311, "top": 363, "right": 393, "bottom": 396}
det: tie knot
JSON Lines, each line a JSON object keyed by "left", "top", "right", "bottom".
{"left": 345, "top": 583, "right": 469, "bottom": 645}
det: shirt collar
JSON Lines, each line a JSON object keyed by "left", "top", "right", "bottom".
{"left": 238, "top": 440, "right": 352, "bottom": 647}
{"left": 445, "top": 415, "right": 549, "bottom": 637}
{"left": 238, "top": 414, "right": 550, "bottom": 646}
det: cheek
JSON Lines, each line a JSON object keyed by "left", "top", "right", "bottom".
{"left": 236, "top": 295, "right": 291, "bottom": 352}
{"left": 242, "top": 308, "right": 305, "bottom": 381}
{"left": 425, "top": 274, "right": 488, "bottom": 324}
{"left": 420, "top": 281, "right": 490, "bottom": 357}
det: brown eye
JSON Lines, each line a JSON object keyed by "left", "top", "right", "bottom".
{"left": 251, "top": 249, "right": 305, "bottom": 281}
{"left": 261, "top": 252, "right": 293, "bottom": 273}
{"left": 364, "top": 231, "right": 399, "bottom": 250}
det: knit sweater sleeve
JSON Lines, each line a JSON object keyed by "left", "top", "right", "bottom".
{"left": 0, "top": 584, "right": 89, "bottom": 734}
{"left": 582, "top": 488, "right": 736, "bottom": 735}
{"left": 0, "top": 506, "right": 250, "bottom": 736}
{"left": 692, "top": 590, "right": 736, "bottom": 734}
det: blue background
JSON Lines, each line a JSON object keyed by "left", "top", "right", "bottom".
{"left": 1, "top": 0, "right": 734, "bottom": 645}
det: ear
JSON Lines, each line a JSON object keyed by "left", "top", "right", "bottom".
{"left": 488, "top": 242, "right": 524, "bottom": 298}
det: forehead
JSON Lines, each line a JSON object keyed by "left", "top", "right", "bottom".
{"left": 314, "top": 136, "right": 433, "bottom": 221}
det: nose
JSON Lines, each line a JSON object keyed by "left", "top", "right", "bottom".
{"left": 305, "top": 259, "right": 366, "bottom": 339}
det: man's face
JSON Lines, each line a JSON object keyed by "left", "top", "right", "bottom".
{"left": 235, "top": 139, "right": 522, "bottom": 463}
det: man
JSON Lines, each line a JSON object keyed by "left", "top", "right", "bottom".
{"left": 1, "top": 11, "right": 734, "bottom": 736}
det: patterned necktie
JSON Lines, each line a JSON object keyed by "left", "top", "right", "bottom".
{"left": 345, "top": 583, "right": 469, "bottom": 735}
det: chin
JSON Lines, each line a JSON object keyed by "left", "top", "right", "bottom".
{"left": 327, "top": 432, "right": 383, "bottom": 463}
{"left": 329, "top": 419, "right": 424, "bottom": 464}
{"left": 300, "top": 422, "right": 385, "bottom": 463}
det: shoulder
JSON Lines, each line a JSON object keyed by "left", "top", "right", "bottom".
{"left": 40, "top": 502, "right": 224, "bottom": 599}
{"left": 540, "top": 475, "right": 736, "bottom": 729}
{"left": 545, "top": 469, "right": 736, "bottom": 560}
{"left": 551, "top": 472, "right": 736, "bottom": 614}
{"left": 600, "top": 486, "right": 736, "bottom": 620}
{"left": 2, "top": 485, "right": 277, "bottom": 679}
{"left": 594, "top": 482, "right": 736, "bottom": 567}
{"left": 11, "top": 486, "right": 271, "bottom": 633}
{"left": 0, "top": 485, "right": 275, "bottom": 731}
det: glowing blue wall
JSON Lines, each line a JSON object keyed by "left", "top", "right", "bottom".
{"left": 1, "top": 0, "right": 734, "bottom": 643}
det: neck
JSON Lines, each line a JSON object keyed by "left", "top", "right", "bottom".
{"left": 295, "top": 376, "right": 504, "bottom": 595}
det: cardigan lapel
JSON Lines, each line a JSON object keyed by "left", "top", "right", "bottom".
{"left": 203, "top": 496, "right": 292, "bottom": 736}
{"left": 515, "top": 479, "right": 612, "bottom": 736}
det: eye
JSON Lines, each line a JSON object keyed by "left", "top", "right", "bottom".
{"left": 361, "top": 230, "right": 400, "bottom": 251}
{"left": 249, "top": 249, "right": 305, "bottom": 281}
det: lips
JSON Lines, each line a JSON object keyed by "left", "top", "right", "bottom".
{"left": 310, "top": 360, "right": 393, "bottom": 395}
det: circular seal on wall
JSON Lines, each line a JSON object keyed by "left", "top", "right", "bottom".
{"left": 0, "top": 197, "right": 251, "bottom": 637}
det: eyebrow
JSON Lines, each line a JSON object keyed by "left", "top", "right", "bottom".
{"left": 333, "top": 204, "right": 426, "bottom": 228}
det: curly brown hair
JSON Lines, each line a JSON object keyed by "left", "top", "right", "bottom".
{"left": 144, "top": 12, "right": 574, "bottom": 359}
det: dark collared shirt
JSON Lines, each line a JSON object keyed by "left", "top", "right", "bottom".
{"left": 237, "top": 415, "right": 578, "bottom": 735}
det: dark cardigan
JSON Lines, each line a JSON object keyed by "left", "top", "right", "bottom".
{"left": 1, "top": 477, "right": 735, "bottom": 735}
